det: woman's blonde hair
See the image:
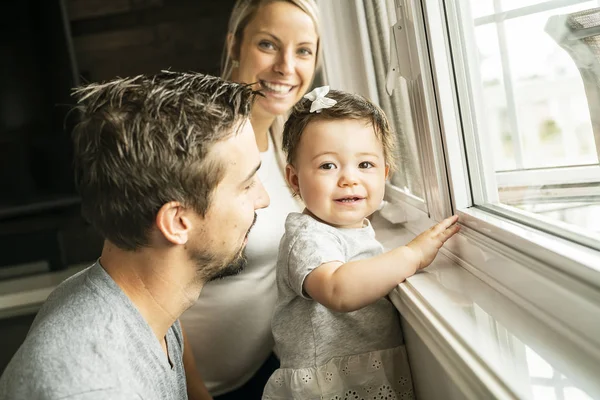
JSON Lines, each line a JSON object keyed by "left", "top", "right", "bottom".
{"left": 221, "top": 0, "right": 322, "bottom": 80}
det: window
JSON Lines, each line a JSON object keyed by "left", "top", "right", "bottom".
{"left": 412, "top": 0, "right": 600, "bottom": 375}
{"left": 451, "top": 0, "right": 600, "bottom": 247}
{"left": 319, "top": 0, "right": 600, "bottom": 397}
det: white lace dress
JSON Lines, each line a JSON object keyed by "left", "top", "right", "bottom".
{"left": 263, "top": 346, "right": 414, "bottom": 400}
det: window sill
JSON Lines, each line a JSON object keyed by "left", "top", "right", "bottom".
{"left": 371, "top": 213, "right": 600, "bottom": 399}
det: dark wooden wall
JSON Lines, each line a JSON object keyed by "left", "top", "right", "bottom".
{"left": 66, "top": 0, "right": 237, "bottom": 82}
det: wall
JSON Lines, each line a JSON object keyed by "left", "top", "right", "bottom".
{"left": 67, "top": 0, "right": 237, "bottom": 82}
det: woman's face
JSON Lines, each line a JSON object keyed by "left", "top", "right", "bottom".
{"left": 233, "top": 1, "right": 318, "bottom": 119}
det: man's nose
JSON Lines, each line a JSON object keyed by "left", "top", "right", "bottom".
{"left": 255, "top": 178, "right": 270, "bottom": 209}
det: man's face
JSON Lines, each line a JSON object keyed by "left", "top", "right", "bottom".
{"left": 187, "top": 120, "right": 270, "bottom": 282}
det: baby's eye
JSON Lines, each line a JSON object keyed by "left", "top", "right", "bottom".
{"left": 319, "top": 163, "right": 336, "bottom": 170}
{"left": 359, "top": 161, "right": 375, "bottom": 169}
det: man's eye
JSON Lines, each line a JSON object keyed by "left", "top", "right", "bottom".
{"left": 359, "top": 161, "right": 374, "bottom": 169}
{"left": 319, "top": 163, "right": 336, "bottom": 170}
{"left": 245, "top": 180, "right": 256, "bottom": 190}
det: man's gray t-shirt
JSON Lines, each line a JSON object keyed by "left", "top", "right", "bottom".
{"left": 0, "top": 262, "right": 187, "bottom": 400}
{"left": 272, "top": 212, "right": 404, "bottom": 368}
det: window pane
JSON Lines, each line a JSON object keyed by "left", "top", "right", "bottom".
{"left": 501, "top": 0, "right": 557, "bottom": 11}
{"left": 532, "top": 385, "right": 558, "bottom": 400}
{"left": 475, "top": 23, "right": 516, "bottom": 170}
{"left": 564, "top": 386, "right": 595, "bottom": 400}
{"left": 504, "top": 9, "right": 597, "bottom": 169}
{"left": 474, "top": 3, "right": 598, "bottom": 170}
{"left": 457, "top": 0, "right": 600, "bottom": 243}
{"left": 471, "top": 0, "right": 494, "bottom": 18}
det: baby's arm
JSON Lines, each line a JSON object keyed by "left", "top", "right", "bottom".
{"left": 304, "top": 215, "right": 460, "bottom": 312}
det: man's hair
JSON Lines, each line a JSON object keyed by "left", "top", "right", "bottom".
{"left": 71, "top": 71, "right": 256, "bottom": 251}
{"left": 282, "top": 90, "right": 398, "bottom": 170}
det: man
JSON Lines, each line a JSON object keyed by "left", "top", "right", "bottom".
{"left": 0, "top": 71, "right": 269, "bottom": 399}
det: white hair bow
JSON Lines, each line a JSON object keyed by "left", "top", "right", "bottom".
{"left": 304, "top": 86, "right": 337, "bottom": 113}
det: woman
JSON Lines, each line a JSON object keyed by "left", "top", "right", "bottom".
{"left": 180, "top": 1, "right": 321, "bottom": 398}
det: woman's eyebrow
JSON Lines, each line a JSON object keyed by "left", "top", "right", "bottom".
{"left": 256, "top": 31, "right": 316, "bottom": 47}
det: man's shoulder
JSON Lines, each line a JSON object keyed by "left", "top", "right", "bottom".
{"left": 32, "top": 264, "right": 122, "bottom": 334}
{"left": 1, "top": 308, "right": 132, "bottom": 395}
{"left": 0, "top": 264, "right": 140, "bottom": 399}
{"left": 0, "top": 335, "right": 134, "bottom": 400}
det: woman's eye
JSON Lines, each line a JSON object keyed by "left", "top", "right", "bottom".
{"left": 259, "top": 40, "right": 275, "bottom": 50}
{"left": 359, "top": 161, "right": 374, "bottom": 169}
{"left": 319, "top": 163, "right": 336, "bottom": 170}
{"left": 298, "top": 47, "right": 313, "bottom": 56}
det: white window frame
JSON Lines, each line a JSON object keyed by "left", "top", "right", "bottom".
{"left": 418, "top": 0, "right": 600, "bottom": 354}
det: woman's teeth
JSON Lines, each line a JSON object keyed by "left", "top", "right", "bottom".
{"left": 261, "top": 81, "right": 292, "bottom": 93}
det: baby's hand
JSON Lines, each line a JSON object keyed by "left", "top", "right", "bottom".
{"left": 406, "top": 215, "right": 460, "bottom": 271}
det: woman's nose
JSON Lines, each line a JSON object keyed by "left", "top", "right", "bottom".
{"left": 274, "top": 51, "right": 295, "bottom": 76}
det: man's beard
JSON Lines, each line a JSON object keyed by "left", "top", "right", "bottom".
{"left": 205, "top": 250, "right": 247, "bottom": 282}
{"left": 190, "top": 213, "right": 257, "bottom": 283}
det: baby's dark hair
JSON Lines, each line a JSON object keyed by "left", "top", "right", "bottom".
{"left": 282, "top": 89, "right": 398, "bottom": 171}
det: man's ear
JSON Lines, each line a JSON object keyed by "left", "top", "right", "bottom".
{"left": 156, "top": 202, "right": 191, "bottom": 245}
{"left": 285, "top": 164, "right": 301, "bottom": 197}
{"left": 385, "top": 164, "right": 390, "bottom": 181}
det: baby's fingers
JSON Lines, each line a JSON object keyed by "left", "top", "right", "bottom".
{"left": 431, "top": 215, "right": 459, "bottom": 236}
{"left": 439, "top": 222, "right": 460, "bottom": 242}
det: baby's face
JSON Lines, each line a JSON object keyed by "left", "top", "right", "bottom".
{"left": 286, "top": 119, "right": 389, "bottom": 229}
